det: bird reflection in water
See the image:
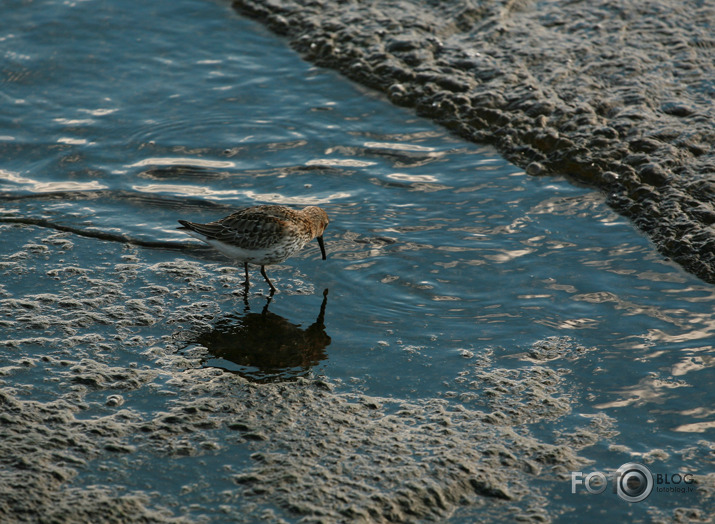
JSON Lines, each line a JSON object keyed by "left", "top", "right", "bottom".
{"left": 193, "top": 289, "right": 331, "bottom": 383}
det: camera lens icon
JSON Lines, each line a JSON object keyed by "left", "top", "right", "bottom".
{"left": 615, "top": 463, "right": 653, "bottom": 503}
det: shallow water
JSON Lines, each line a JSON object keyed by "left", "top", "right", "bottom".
{"left": 1, "top": 0, "right": 713, "bottom": 522}
{"left": 233, "top": 0, "right": 715, "bottom": 285}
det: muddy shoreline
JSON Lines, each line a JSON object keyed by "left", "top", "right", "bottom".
{"left": 0, "top": 225, "right": 604, "bottom": 522}
{"left": 232, "top": 0, "right": 715, "bottom": 283}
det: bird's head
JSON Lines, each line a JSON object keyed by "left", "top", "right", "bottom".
{"left": 303, "top": 206, "right": 329, "bottom": 260}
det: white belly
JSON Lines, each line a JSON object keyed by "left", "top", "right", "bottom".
{"left": 184, "top": 230, "right": 299, "bottom": 265}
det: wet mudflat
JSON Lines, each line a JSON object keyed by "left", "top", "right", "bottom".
{"left": 1, "top": 0, "right": 713, "bottom": 522}
{"left": 233, "top": 0, "right": 715, "bottom": 284}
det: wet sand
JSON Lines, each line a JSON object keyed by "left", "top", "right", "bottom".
{"left": 0, "top": 226, "right": 606, "bottom": 522}
{"left": 233, "top": 0, "right": 715, "bottom": 283}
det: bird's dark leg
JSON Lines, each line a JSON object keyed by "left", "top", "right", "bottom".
{"left": 235, "top": 262, "right": 249, "bottom": 304}
{"left": 260, "top": 265, "right": 276, "bottom": 295}
{"left": 242, "top": 262, "right": 250, "bottom": 286}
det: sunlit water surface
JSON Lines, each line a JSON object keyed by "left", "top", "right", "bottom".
{"left": 1, "top": 0, "right": 713, "bottom": 521}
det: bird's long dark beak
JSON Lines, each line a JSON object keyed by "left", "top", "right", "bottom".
{"left": 317, "top": 236, "right": 326, "bottom": 260}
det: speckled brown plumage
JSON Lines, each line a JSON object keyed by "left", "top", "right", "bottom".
{"left": 178, "top": 205, "right": 328, "bottom": 293}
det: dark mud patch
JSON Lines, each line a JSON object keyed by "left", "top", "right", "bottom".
{"left": 232, "top": 0, "right": 715, "bottom": 283}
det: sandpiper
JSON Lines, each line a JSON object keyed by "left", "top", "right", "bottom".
{"left": 178, "top": 204, "right": 328, "bottom": 293}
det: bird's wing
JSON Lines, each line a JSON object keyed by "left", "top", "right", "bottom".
{"left": 180, "top": 209, "right": 288, "bottom": 250}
